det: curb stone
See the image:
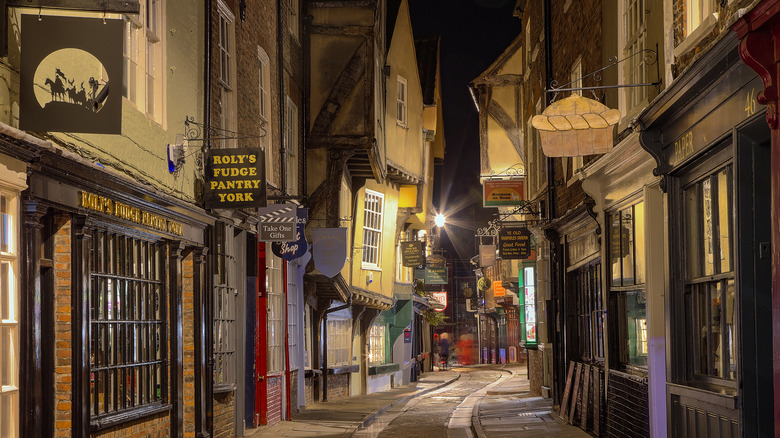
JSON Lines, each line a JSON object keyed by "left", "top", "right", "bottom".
{"left": 471, "top": 366, "right": 516, "bottom": 438}
{"left": 350, "top": 371, "right": 462, "bottom": 435}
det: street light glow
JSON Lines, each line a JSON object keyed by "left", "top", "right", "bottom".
{"left": 435, "top": 213, "right": 446, "bottom": 228}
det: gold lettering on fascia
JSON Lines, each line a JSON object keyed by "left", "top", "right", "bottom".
{"left": 80, "top": 191, "right": 184, "bottom": 236}
{"left": 673, "top": 131, "right": 694, "bottom": 165}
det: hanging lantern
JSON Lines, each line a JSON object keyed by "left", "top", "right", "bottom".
{"left": 531, "top": 95, "right": 620, "bottom": 157}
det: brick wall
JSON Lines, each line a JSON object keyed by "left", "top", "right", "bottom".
{"left": 326, "top": 374, "right": 350, "bottom": 401}
{"left": 213, "top": 391, "right": 235, "bottom": 438}
{"left": 304, "top": 375, "right": 316, "bottom": 405}
{"left": 266, "top": 376, "right": 283, "bottom": 425}
{"left": 182, "top": 253, "right": 196, "bottom": 437}
{"left": 92, "top": 412, "right": 170, "bottom": 438}
{"left": 290, "top": 371, "right": 299, "bottom": 414}
{"left": 53, "top": 214, "right": 72, "bottom": 437}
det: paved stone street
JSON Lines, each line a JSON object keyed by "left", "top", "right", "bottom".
{"left": 245, "top": 364, "right": 590, "bottom": 438}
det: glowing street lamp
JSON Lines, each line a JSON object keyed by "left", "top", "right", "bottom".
{"left": 434, "top": 213, "right": 446, "bottom": 228}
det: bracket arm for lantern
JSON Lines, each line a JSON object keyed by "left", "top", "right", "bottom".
{"left": 546, "top": 44, "right": 662, "bottom": 99}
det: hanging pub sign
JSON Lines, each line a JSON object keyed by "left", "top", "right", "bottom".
{"left": 258, "top": 204, "right": 296, "bottom": 242}
{"left": 413, "top": 266, "right": 448, "bottom": 285}
{"left": 205, "top": 148, "right": 265, "bottom": 209}
{"left": 432, "top": 291, "right": 448, "bottom": 312}
{"left": 498, "top": 227, "right": 532, "bottom": 259}
{"left": 272, "top": 208, "right": 308, "bottom": 260}
{"left": 483, "top": 178, "right": 524, "bottom": 207}
{"left": 312, "top": 227, "right": 348, "bottom": 278}
{"left": 401, "top": 240, "right": 425, "bottom": 267}
{"left": 20, "top": 15, "right": 124, "bottom": 134}
{"left": 479, "top": 244, "right": 496, "bottom": 267}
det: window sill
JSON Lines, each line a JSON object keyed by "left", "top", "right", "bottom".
{"left": 668, "top": 382, "right": 738, "bottom": 409}
{"left": 213, "top": 383, "right": 236, "bottom": 394}
{"left": 325, "top": 365, "right": 360, "bottom": 375}
{"left": 673, "top": 14, "right": 718, "bottom": 59}
{"left": 91, "top": 402, "right": 171, "bottom": 432}
{"left": 361, "top": 264, "right": 382, "bottom": 272}
{"left": 368, "top": 363, "right": 400, "bottom": 376}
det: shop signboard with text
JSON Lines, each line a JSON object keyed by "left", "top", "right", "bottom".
{"left": 205, "top": 148, "right": 265, "bottom": 209}
{"left": 483, "top": 178, "right": 524, "bottom": 207}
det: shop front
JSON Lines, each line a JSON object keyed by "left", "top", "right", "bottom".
{"left": 638, "top": 30, "right": 773, "bottom": 437}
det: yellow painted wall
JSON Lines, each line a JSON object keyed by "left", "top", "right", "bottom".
{"left": 351, "top": 182, "right": 399, "bottom": 300}
{"left": 385, "top": 0, "right": 424, "bottom": 177}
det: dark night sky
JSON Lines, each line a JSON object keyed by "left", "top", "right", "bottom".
{"left": 409, "top": 0, "right": 522, "bottom": 262}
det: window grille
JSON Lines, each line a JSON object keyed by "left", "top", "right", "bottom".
{"left": 0, "top": 192, "right": 18, "bottom": 438}
{"left": 89, "top": 230, "right": 167, "bottom": 419}
{"left": 362, "top": 190, "right": 384, "bottom": 268}
{"left": 213, "top": 223, "right": 236, "bottom": 389}
{"left": 571, "top": 262, "right": 604, "bottom": 362}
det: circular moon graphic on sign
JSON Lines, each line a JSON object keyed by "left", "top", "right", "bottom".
{"left": 33, "top": 48, "right": 109, "bottom": 112}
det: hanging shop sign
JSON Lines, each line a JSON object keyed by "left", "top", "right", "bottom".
{"left": 205, "top": 148, "right": 265, "bottom": 209}
{"left": 414, "top": 266, "right": 448, "bottom": 285}
{"left": 483, "top": 179, "right": 524, "bottom": 207}
{"left": 20, "top": 15, "right": 124, "bottom": 133}
{"left": 79, "top": 191, "right": 183, "bottom": 237}
{"left": 272, "top": 208, "right": 308, "bottom": 260}
{"left": 258, "top": 204, "right": 297, "bottom": 242}
{"left": 479, "top": 244, "right": 496, "bottom": 267}
{"left": 401, "top": 240, "right": 425, "bottom": 267}
{"left": 477, "top": 277, "right": 491, "bottom": 292}
{"left": 498, "top": 227, "right": 532, "bottom": 259}
{"left": 312, "top": 227, "right": 348, "bottom": 278}
{"left": 493, "top": 282, "right": 506, "bottom": 297}
{"left": 432, "top": 291, "right": 448, "bottom": 312}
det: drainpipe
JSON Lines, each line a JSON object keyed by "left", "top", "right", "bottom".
{"left": 321, "top": 298, "right": 352, "bottom": 402}
{"left": 278, "top": 0, "right": 287, "bottom": 194}
{"left": 202, "top": 0, "right": 213, "bottom": 435}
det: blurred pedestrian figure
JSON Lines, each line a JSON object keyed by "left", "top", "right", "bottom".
{"left": 433, "top": 334, "right": 441, "bottom": 371}
{"left": 440, "top": 332, "right": 450, "bottom": 370}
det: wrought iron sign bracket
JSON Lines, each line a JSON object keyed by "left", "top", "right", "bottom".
{"left": 546, "top": 44, "right": 662, "bottom": 101}
{"left": 184, "top": 115, "right": 267, "bottom": 145}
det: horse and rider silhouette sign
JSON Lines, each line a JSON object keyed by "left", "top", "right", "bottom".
{"left": 20, "top": 15, "right": 123, "bottom": 134}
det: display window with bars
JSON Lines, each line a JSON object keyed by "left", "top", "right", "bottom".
{"left": 213, "top": 223, "right": 237, "bottom": 390}
{"left": 608, "top": 201, "right": 648, "bottom": 368}
{"left": 326, "top": 317, "right": 351, "bottom": 367}
{"left": 88, "top": 230, "right": 168, "bottom": 421}
{"left": 0, "top": 192, "right": 18, "bottom": 438}
{"left": 683, "top": 164, "right": 736, "bottom": 382}
{"left": 362, "top": 190, "right": 384, "bottom": 268}
{"left": 570, "top": 261, "right": 604, "bottom": 362}
{"left": 267, "top": 255, "right": 285, "bottom": 373}
{"left": 368, "top": 324, "right": 386, "bottom": 365}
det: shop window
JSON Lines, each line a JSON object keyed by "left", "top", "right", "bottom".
{"left": 571, "top": 262, "right": 604, "bottom": 362}
{"left": 683, "top": 164, "right": 736, "bottom": 381}
{"left": 0, "top": 192, "right": 18, "bottom": 437}
{"left": 89, "top": 230, "right": 167, "bottom": 421}
{"left": 368, "top": 324, "right": 386, "bottom": 365}
{"left": 213, "top": 223, "right": 237, "bottom": 390}
{"left": 303, "top": 305, "right": 312, "bottom": 369}
{"left": 326, "top": 317, "right": 351, "bottom": 367}
{"left": 267, "top": 255, "right": 285, "bottom": 373}
{"left": 362, "top": 190, "right": 384, "bottom": 268}
{"left": 123, "top": 0, "right": 164, "bottom": 121}
{"left": 519, "top": 266, "right": 537, "bottom": 348}
{"left": 287, "top": 271, "right": 299, "bottom": 370}
{"left": 396, "top": 76, "right": 407, "bottom": 127}
{"left": 608, "top": 202, "right": 647, "bottom": 368}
